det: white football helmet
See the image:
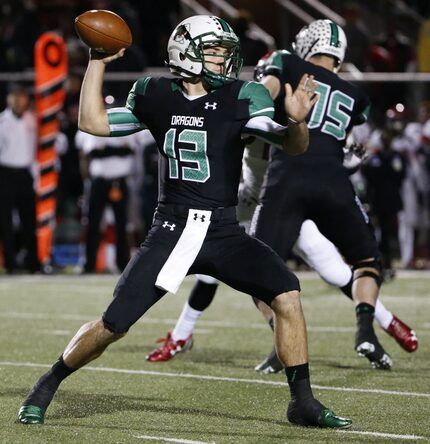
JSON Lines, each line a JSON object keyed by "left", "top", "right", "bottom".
{"left": 167, "top": 15, "right": 242, "bottom": 88}
{"left": 293, "top": 19, "right": 347, "bottom": 71}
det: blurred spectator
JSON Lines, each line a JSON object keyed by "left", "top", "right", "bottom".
{"left": 373, "top": 17, "right": 415, "bottom": 72}
{"left": 367, "top": 17, "right": 415, "bottom": 111}
{"left": 0, "top": 84, "right": 40, "bottom": 274}
{"left": 57, "top": 70, "right": 85, "bottom": 219}
{"left": 342, "top": 2, "right": 371, "bottom": 71}
{"left": 416, "top": 102, "right": 430, "bottom": 261}
{"left": 140, "top": 135, "right": 159, "bottom": 239}
{"left": 75, "top": 130, "right": 137, "bottom": 273}
{"left": 122, "top": 130, "right": 159, "bottom": 245}
{"left": 362, "top": 125, "right": 406, "bottom": 271}
{"left": 231, "top": 9, "right": 269, "bottom": 66}
{"left": 367, "top": 104, "right": 422, "bottom": 268}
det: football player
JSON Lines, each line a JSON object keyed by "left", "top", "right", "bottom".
{"left": 146, "top": 139, "right": 418, "bottom": 370}
{"left": 250, "top": 20, "right": 395, "bottom": 371}
{"left": 18, "top": 15, "right": 351, "bottom": 429}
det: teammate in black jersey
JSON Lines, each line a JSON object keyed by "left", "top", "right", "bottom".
{"left": 17, "top": 15, "right": 351, "bottom": 429}
{"left": 250, "top": 20, "right": 392, "bottom": 371}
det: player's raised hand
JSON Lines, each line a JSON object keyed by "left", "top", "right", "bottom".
{"left": 284, "top": 74, "right": 318, "bottom": 124}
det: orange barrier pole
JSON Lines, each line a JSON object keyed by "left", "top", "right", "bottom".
{"left": 34, "top": 33, "right": 68, "bottom": 264}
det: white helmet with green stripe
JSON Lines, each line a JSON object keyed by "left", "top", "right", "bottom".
{"left": 293, "top": 19, "right": 347, "bottom": 71}
{"left": 167, "top": 15, "right": 243, "bottom": 89}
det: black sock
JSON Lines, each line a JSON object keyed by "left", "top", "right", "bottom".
{"left": 285, "top": 363, "right": 313, "bottom": 402}
{"left": 188, "top": 280, "right": 218, "bottom": 311}
{"left": 340, "top": 275, "right": 353, "bottom": 300}
{"left": 285, "top": 363, "right": 326, "bottom": 425}
{"left": 355, "top": 303, "right": 376, "bottom": 342}
{"left": 23, "top": 356, "right": 76, "bottom": 409}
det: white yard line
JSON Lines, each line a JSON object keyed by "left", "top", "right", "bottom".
{"left": 1, "top": 312, "right": 429, "bottom": 334}
{"left": 135, "top": 435, "right": 215, "bottom": 444}
{"left": 1, "top": 361, "right": 429, "bottom": 398}
{"left": 40, "top": 329, "right": 71, "bottom": 336}
{"left": 337, "top": 430, "right": 427, "bottom": 440}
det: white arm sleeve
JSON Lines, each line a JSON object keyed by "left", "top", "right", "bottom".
{"left": 107, "top": 107, "right": 147, "bottom": 137}
{"left": 242, "top": 116, "right": 287, "bottom": 148}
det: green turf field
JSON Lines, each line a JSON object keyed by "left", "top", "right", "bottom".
{"left": 0, "top": 272, "right": 429, "bottom": 444}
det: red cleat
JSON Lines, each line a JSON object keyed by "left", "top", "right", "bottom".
{"left": 384, "top": 315, "right": 418, "bottom": 353}
{"left": 146, "top": 332, "right": 193, "bottom": 362}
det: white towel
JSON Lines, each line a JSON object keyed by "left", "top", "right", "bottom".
{"left": 155, "top": 209, "right": 212, "bottom": 294}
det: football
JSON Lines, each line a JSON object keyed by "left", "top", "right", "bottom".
{"left": 74, "top": 10, "right": 132, "bottom": 54}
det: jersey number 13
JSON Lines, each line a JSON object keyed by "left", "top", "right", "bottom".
{"left": 163, "top": 128, "right": 210, "bottom": 182}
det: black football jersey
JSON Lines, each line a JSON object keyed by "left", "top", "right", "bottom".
{"left": 260, "top": 50, "right": 370, "bottom": 162}
{"left": 121, "top": 77, "right": 275, "bottom": 208}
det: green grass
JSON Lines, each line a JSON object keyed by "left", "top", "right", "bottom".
{"left": 0, "top": 272, "right": 429, "bottom": 444}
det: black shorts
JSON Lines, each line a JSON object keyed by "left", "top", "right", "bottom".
{"left": 252, "top": 157, "right": 380, "bottom": 264}
{"left": 103, "top": 203, "right": 299, "bottom": 333}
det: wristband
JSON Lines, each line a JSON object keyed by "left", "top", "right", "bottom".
{"left": 288, "top": 116, "right": 304, "bottom": 125}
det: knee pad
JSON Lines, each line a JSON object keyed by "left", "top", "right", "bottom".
{"left": 352, "top": 258, "right": 382, "bottom": 287}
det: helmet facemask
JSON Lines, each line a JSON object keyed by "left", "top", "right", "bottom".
{"left": 200, "top": 42, "right": 243, "bottom": 89}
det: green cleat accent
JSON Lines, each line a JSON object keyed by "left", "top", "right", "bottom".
{"left": 17, "top": 405, "right": 45, "bottom": 424}
{"left": 318, "top": 409, "right": 352, "bottom": 429}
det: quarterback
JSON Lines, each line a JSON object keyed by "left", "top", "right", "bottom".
{"left": 17, "top": 15, "right": 350, "bottom": 429}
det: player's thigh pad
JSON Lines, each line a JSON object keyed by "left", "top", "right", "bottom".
{"left": 103, "top": 217, "right": 184, "bottom": 333}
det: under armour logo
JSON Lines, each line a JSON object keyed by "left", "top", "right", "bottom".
{"left": 204, "top": 102, "right": 217, "bottom": 110}
{"left": 193, "top": 213, "right": 206, "bottom": 222}
{"left": 162, "top": 221, "right": 176, "bottom": 231}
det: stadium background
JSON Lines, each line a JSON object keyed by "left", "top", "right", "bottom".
{"left": 0, "top": 0, "right": 430, "bottom": 271}
{"left": 1, "top": 0, "right": 430, "bottom": 274}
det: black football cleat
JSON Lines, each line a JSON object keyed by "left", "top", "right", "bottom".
{"left": 355, "top": 332, "right": 393, "bottom": 369}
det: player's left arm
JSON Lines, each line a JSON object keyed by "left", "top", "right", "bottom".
{"left": 240, "top": 81, "right": 310, "bottom": 155}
